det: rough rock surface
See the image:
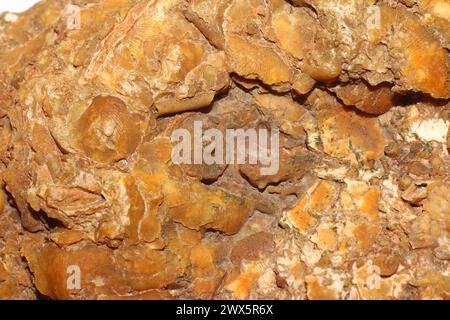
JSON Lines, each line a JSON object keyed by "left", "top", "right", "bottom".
{"left": 0, "top": 0, "right": 449, "bottom": 300}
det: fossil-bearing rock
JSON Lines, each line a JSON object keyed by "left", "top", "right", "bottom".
{"left": 0, "top": 0, "right": 449, "bottom": 300}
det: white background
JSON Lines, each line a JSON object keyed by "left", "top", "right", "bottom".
{"left": 0, "top": 1, "right": 41, "bottom": 14}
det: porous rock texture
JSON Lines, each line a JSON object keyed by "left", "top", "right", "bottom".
{"left": 0, "top": 0, "right": 449, "bottom": 300}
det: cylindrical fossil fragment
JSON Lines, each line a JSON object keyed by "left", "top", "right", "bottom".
{"left": 335, "top": 82, "right": 399, "bottom": 115}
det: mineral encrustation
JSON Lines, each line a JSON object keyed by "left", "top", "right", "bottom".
{"left": 0, "top": 0, "right": 449, "bottom": 300}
